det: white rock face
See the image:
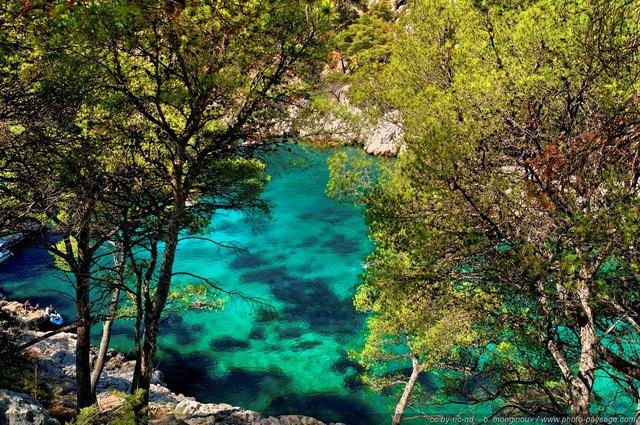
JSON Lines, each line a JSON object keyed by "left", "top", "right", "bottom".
{"left": 0, "top": 390, "right": 60, "bottom": 425}
{"left": 363, "top": 111, "right": 403, "bottom": 156}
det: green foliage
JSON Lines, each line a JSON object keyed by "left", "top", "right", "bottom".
{"left": 335, "top": 1, "right": 395, "bottom": 73}
{"left": 327, "top": 150, "right": 387, "bottom": 205}
{"left": 0, "top": 0, "right": 334, "bottom": 410}
{"left": 165, "top": 282, "right": 226, "bottom": 312}
{"left": 348, "top": 0, "right": 640, "bottom": 419}
{"left": 73, "top": 390, "right": 147, "bottom": 425}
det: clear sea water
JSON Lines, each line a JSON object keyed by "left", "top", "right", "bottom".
{"left": 0, "top": 146, "right": 400, "bottom": 424}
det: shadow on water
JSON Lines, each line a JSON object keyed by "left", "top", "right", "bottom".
{"left": 332, "top": 352, "right": 365, "bottom": 375}
{"left": 248, "top": 326, "right": 266, "bottom": 340}
{"left": 333, "top": 353, "right": 367, "bottom": 394}
{"left": 209, "top": 336, "right": 251, "bottom": 351}
{"left": 242, "top": 266, "right": 362, "bottom": 334}
{"left": 298, "top": 208, "right": 354, "bottom": 225}
{"left": 275, "top": 326, "right": 306, "bottom": 340}
{"left": 160, "top": 313, "right": 205, "bottom": 346}
{"left": 229, "top": 252, "right": 272, "bottom": 270}
{"left": 295, "top": 263, "right": 314, "bottom": 274}
{"left": 242, "top": 266, "right": 289, "bottom": 287}
{"left": 291, "top": 340, "right": 323, "bottom": 351}
{"left": 321, "top": 234, "right": 362, "bottom": 256}
{"left": 190, "top": 366, "right": 294, "bottom": 408}
{"left": 265, "top": 393, "right": 379, "bottom": 425}
{"left": 109, "top": 321, "right": 134, "bottom": 338}
{"left": 269, "top": 276, "right": 363, "bottom": 336}
{"left": 296, "top": 236, "right": 319, "bottom": 249}
{"left": 159, "top": 347, "right": 220, "bottom": 397}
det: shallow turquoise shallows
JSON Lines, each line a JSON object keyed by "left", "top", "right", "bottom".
{"left": 0, "top": 146, "right": 399, "bottom": 424}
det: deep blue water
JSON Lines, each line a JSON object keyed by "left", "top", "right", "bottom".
{"left": 0, "top": 146, "right": 400, "bottom": 424}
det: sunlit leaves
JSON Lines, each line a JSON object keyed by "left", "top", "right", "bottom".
{"left": 346, "top": 0, "right": 640, "bottom": 419}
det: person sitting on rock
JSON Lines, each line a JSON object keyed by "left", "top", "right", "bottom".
{"left": 23, "top": 299, "right": 39, "bottom": 316}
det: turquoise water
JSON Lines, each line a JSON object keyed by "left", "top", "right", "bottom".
{"left": 0, "top": 146, "right": 395, "bottom": 424}
{"left": 151, "top": 146, "right": 382, "bottom": 423}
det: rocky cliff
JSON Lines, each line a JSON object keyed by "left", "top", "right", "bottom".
{"left": 0, "top": 301, "right": 346, "bottom": 425}
{"left": 298, "top": 83, "right": 403, "bottom": 157}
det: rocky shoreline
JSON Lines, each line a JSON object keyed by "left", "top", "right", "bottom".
{"left": 0, "top": 301, "right": 347, "bottom": 425}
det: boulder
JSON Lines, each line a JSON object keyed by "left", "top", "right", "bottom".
{"left": 0, "top": 301, "right": 50, "bottom": 331}
{"left": 0, "top": 390, "right": 60, "bottom": 425}
{"left": 0, "top": 301, "right": 23, "bottom": 317}
{"left": 363, "top": 111, "right": 402, "bottom": 156}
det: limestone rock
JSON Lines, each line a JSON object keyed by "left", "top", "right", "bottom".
{"left": 0, "top": 301, "right": 55, "bottom": 331}
{"left": 0, "top": 390, "right": 60, "bottom": 425}
{"left": 278, "top": 416, "right": 327, "bottom": 425}
{"left": 363, "top": 111, "right": 402, "bottom": 156}
{"left": 150, "top": 416, "right": 189, "bottom": 425}
{"left": 104, "top": 352, "right": 128, "bottom": 369}
{"left": 299, "top": 84, "right": 402, "bottom": 157}
{"left": 0, "top": 301, "right": 24, "bottom": 318}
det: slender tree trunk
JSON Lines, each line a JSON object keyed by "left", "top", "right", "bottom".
{"left": 135, "top": 215, "right": 181, "bottom": 404}
{"left": 570, "top": 324, "right": 596, "bottom": 417}
{"left": 131, "top": 296, "right": 143, "bottom": 393}
{"left": 75, "top": 225, "right": 96, "bottom": 409}
{"left": 133, "top": 159, "right": 186, "bottom": 406}
{"left": 90, "top": 287, "right": 120, "bottom": 399}
{"left": 544, "top": 277, "right": 596, "bottom": 419}
{"left": 570, "top": 282, "right": 596, "bottom": 418}
{"left": 131, "top": 239, "right": 158, "bottom": 393}
{"left": 91, "top": 245, "right": 125, "bottom": 397}
{"left": 75, "top": 279, "right": 93, "bottom": 408}
{"left": 392, "top": 353, "right": 423, "bottom": 425}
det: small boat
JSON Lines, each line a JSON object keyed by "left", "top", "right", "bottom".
{"left": 0, "top": 233, "right": 26, "bottom": 250}
{"left": 49, "top": 314, "right": 63, "bottom": 325}
{"left": 0, "top": 250, "right": 13, "bottom": 265}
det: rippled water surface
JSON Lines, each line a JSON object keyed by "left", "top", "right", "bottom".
{"left": 0, "top": 146, "right": 396, "bottom": 424}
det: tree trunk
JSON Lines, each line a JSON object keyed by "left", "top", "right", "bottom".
{"left": 91, "top": 245, "right": 125, "bottom": 397}
{"left": 75, "top": 286, "right": 93, "bottom": 408}
{"left": 90, "top": 287, "right": 120, "bottom": 399}
{"left": 131, "top": 297, "right": 143, "bottom": 393}
{"left": 75, "top": 226, "right": 96, "bottom": 409}
{"left": 392, "top": 354, "right": 423, "bottom": 425}
{"left": 135, "top": 218, "right": 180, "bottom": 404}
{"left": 132, "top": 165, "right": 185, "bottom": 406}
{"left": 131, "top": 239, "right": 158, "bottom": 394}
{"left": 570, "top": 282, "right": 596, "bottom": 418}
